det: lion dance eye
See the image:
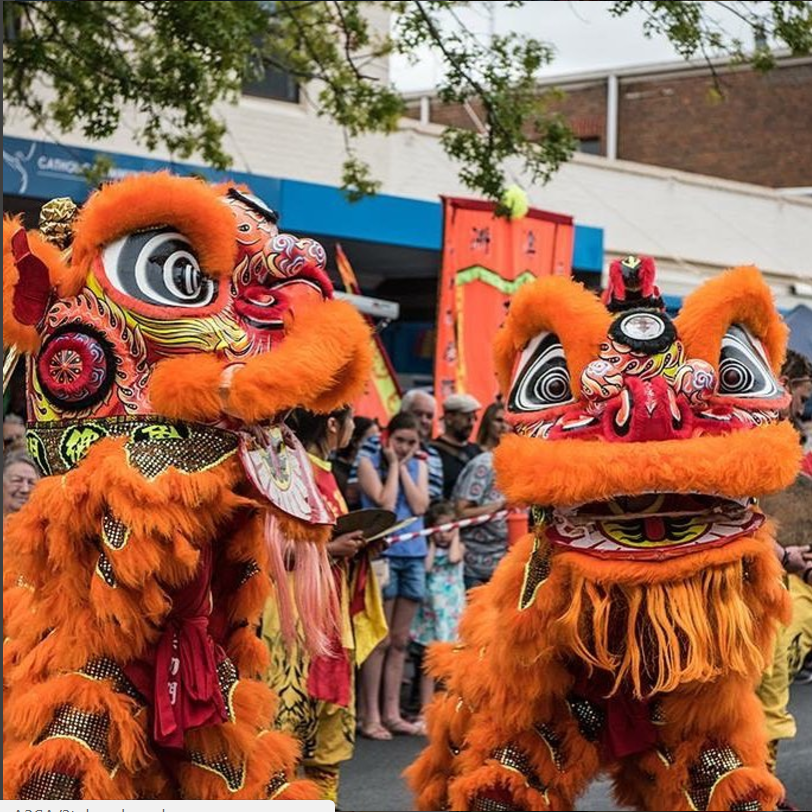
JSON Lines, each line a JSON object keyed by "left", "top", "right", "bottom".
{"left": 717, "top": 324, "right": 783, "bottom": 398}
{"left": 508, "top": 332, "right": 574, "bottom": 412}
{"left": 102, "top": 228, "right": 217, "bottom": 308}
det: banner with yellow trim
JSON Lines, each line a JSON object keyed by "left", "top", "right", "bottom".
{"left": 434, "top": 197, "right": 574, "bottom": 412}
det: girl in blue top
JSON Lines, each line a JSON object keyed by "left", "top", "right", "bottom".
{"left": 357, "top": 412, "right": 429, "bottom": 738}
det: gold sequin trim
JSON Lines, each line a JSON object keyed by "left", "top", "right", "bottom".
{"left": 18, "top": 770, "right": 80, "bottom": 800}
{"left": 190, "top": 751, "right": 246, "bottom": 793}
{"left": 657, "top": 746, "right": 674, "bottom": 768}
{"left": 535, "top": 723, "right": 564, "bottom": 771}
{"left": 28, "top": 417, "right": 238, "bottom": 477}
{"left": 518, "top": 536, "right": 551, "bottom": 611}
{"left": 266, "top": 770, "right": 290, "bottom": 799}
{"left": 685, "top": 745, "right": 744, "bottom": 811}
{"left": 78, "top": 658, "right": 145, "bottom": 704}
{"left": 471, "top": 796, "right": 522, "bottom": 812}
{"left": 567, "top": 695, "right": 605, "bottom": 743}
{"left": 491, "top": 743, "right": 548, "bottom": 797}
{"left": 95, "top": 551, "right": 117, "bottom": 588}
{"left": 650, "top": 700, "right": 666, "bottom": 726}
{"left": 101, "top": 511, "right": 130, "bottom": 551}
{"left": 217, "top": 658, "right": 239, "bottom": 722}
{"left": 34, "top": 705, "right": 116, "bottom": 774}
{"left": 238, "top": 559, "right": 261, "bottom": 586}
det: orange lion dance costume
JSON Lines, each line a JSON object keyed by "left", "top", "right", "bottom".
{"left": 407, "top": 256, "right": 801, "bottom": 811}
{"left": 3, "top": 173, "right": 371, "bottom": 800}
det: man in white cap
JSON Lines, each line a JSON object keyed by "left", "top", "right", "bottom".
{"left": 431, "top": 393, "right": 482, "bottom": 500}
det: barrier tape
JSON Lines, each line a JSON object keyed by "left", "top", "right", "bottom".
{"left": 385, "top": 508, "right": 518, "bottom": 544}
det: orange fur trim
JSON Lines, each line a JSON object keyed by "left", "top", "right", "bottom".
{"left": 676, "top": 266, "right": 788, "bottom": 375}
{"left": 227, "top": 299, "right": 373, "bottom": 422}
{"left": 706, "top": 767, "right": 783, "bottom": 812}
{"left": 494, "top": 420, "right": 801, "bottom": 507}
{"left": 148, "top": 353, "right": 228, "bottom": 423}
{"left": 4, "top": 738, "right": 134, "bottom": 799}
{"left": 494, "top": 276, "right": 611, "bottom": 398}
{"left": 71, "top": 173, "right": 237, "bottom": 294}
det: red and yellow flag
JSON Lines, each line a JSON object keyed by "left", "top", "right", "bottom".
{"left": 434, "top": 197, "right": 574, "bottom": 410}
{"left": 335, "top": 244, "right": 402, "bottom": 424}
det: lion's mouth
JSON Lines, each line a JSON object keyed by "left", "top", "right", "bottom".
{"left": 544, "top": 492, "right": 763, "bottom": 560}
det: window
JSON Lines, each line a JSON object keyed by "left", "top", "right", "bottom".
{"left": 243, "top": 62, "right": 300, "bottom": 104}
{"left": 577, "top": 137, "right": 602, "bottom": 156}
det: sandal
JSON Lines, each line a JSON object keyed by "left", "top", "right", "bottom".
{"left": 383, "top": 717, "right": 422, "bottom": 736}
{"left": 411, "top": 716, "right": 427, "bottom": 736}
{"left": 359, "top": 723, "right": 393, "bottom": 741}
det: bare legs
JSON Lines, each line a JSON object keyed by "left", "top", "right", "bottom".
{"left": 359, "top": 596, "right": 420, "bottom": 737}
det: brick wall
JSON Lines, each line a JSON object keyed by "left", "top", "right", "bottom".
{"left": 410, "top": 59, "right": 812, "bottom": 188}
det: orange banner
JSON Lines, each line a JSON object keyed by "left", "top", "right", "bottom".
{"left": 434, "top": 197, "right": 574, "bottom": 412}
{"left": 335, "top": 244, "right": 402, "bottom": 425}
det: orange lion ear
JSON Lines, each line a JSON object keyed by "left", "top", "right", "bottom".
{"left": 3, "top": 216, "right": 67, "bottom": 352}
{"left": 675, "top": 266, "right": 788, "bottom": 375}
{"left": 494, "top": 276, "right": 611, "bottom": 399}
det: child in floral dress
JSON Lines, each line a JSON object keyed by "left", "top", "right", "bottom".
{"left": 411, "top": 500, "right": 466, "bottom": 731}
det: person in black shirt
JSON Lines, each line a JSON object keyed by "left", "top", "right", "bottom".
{"left": 431, "top": 393, "right": 482, "bottom": 499}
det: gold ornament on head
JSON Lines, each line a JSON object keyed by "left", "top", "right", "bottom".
{"left": 39, "top": 197, "right": 79, "bottom": 249}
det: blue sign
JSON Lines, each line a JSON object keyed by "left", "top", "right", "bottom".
{"left": 4, "top": 135, "right": 602, "bottom": 263}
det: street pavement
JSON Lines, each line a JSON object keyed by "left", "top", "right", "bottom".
{"left": 341, "top": 683, "right": 812, "bottom": 811}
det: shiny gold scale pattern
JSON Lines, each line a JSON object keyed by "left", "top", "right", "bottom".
{"left": 535, "top": 723, "right": 565, "bottom": 771}
{"left": 102, "top": 511, "right": 130, "bottom": 551}
{"left": 189, "top": 750, "right": 246, "bottom": 793}
{"left": 686, "top": 745, "right": 744, "bottom": 811}
{"left": 730, "top": 802, "right": 761, "bottom": 811}
{"left": 34, "top": 704, "right": 115, "bottom": 773}
{"left": 567, "top": 695, "right": 605, "bottom": 742}
{"left": 239, "top": 559, "right": 262, "bottom": 586}
{"left": 491, "top": 743, "right": 547, "bottom": 794}
{"left": 470, "top": 795, "right": 522, "bottom": 812}
{"left": 95, "top": 551, "right": 117, "bottom": 588}
{"left": 518, "top": 537, "right": 551, "bottom": 611}
{"left": 127, "top": 425, "right": 238, "bottom": 480}
{"left": 17, "top": 771, "right": 81, "bottom": 800}
{"left": 80, "top": 658, "right": 145, "bottom": 704}
{"left": 217, "top": 657, "right": 239, "bottom": 721}
{"left": 27, "top": 418, "right": 238, "bottom": 477}
{"left": 266, "top": 770, "right": 290, "bottom": 799}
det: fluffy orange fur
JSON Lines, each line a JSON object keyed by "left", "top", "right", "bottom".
{"left": 2, "top": 435, "right": 309, "bottom": 799}
{"left": 675, "top": 266, "right": 788, "bottom": 374}
{"left": 408, "top": 267, "right": 797, "bottom": 811}
{"left": 494, "top": 420, "right": 801, "bottom": 507}
{"left": 227, "top": 299, "right": 373, "bottom": 422}
{"left": 70, "top": 173, "right": 237, "bottom": 293}
{"left": 493, "top": 276, "right": 611, "bottom": 397}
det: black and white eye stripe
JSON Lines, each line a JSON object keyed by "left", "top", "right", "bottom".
{"left": 718, "top": 323, "right": 783, "bottom": 399}
{"left": 508, "top": 332, "right": 574, "bottom": 413}
{"left": 102, "top": 227, "right": 217, "bottom": 308}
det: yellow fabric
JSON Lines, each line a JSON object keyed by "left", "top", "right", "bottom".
{"left": 758, "top": 574, "right": 812, "bottom": 741}
{"left": 304, "top": 763, "right": 340, "bottom": 804}
{"left": 352, "top": 559, "right": 388, "bottom": 665}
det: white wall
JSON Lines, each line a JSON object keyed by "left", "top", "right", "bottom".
{"left": 5, "top": 81, "right": 811, "bottom": 309}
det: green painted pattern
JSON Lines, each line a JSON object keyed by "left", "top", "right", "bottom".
{"left": 455, "top": 265, "right": 536, "bottom": 295}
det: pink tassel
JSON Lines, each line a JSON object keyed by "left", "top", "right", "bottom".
{"left": 293, "top": 540, "right": 341, "bottom": 658}
{"left": 263, "top": 512, "right": 340, "bottom": 657}
{"left": 264, "top": 512, "right": 296, "bottom": 644}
